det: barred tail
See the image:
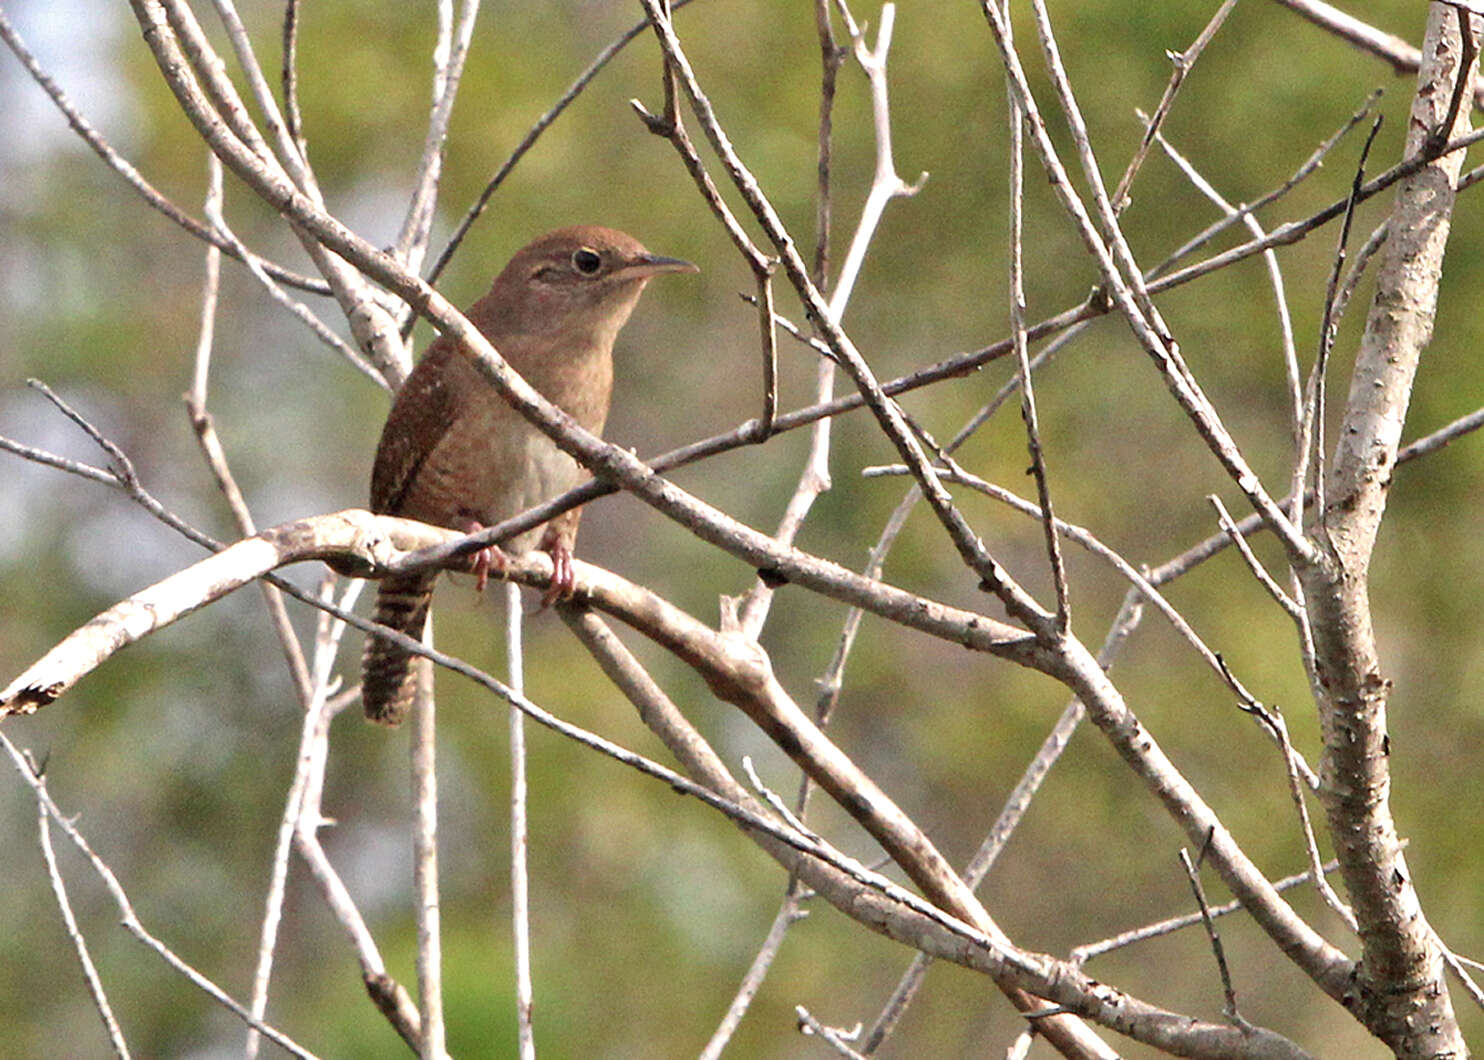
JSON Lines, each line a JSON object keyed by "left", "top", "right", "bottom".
{"left": 361, "top": 572, "right": 435, "bottom": 726}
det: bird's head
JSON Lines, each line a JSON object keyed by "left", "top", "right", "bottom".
{"left": 486, "top": 225, "right": 697, "bottom": 347}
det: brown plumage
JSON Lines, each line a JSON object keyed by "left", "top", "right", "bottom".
{"left": 362, "top": 226, "right": 696, "bottom": 725}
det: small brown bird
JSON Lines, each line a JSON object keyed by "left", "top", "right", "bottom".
{"left": 362, "top": 226, "right": 697, "bottom": 725}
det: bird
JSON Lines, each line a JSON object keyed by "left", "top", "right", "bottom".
{"left": 361, "top": 225, "right": 697, "bottom": 725}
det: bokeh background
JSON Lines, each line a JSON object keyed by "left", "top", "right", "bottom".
{"left": 1, "top": 1, "right": 1480, "bottom": 1056}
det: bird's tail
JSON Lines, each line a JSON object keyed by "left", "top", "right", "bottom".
{"left": 362, "top": 572, "right": 436, "bottom": 726}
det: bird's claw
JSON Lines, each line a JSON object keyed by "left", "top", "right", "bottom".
{"left": 454, "top": 515, "right": 508, "bottom": 593}
{"left": 538, "top": 532, "right": 577, "bottom": 608}
{"left": 470, "top": 544, "right": 510, "bottom": 593}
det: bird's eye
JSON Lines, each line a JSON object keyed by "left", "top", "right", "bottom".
{"left": 572, "top": 248, "right": 603, "bottom": 275}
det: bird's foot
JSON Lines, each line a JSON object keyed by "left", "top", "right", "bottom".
{"left": 470, "top": 544, "right": 511, "bottom": 594}
{"left": 454, "top": 515, "right": 508, "bottom": 593}
{"left": 537, "top": 528, "right": 576, "bottom": 608}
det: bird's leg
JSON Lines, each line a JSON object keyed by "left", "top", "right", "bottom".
{"left": 536, "top": 525, "right": 576, "bottom": 607}
{"left": 453, "top": 512, "right": 508, "bottom": 593}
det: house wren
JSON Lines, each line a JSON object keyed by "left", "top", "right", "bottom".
{"left": 362, "top": 226, "right": 697, "bottom": 725}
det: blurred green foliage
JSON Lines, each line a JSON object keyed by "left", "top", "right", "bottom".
{"left": 1, "top": 0, "right": 1479, "bottom": 1056}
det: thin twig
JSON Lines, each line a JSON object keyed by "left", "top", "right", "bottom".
{"left": 0, "top": 6, "right": 330, "bottom": 294}
{"left": 797, "top": 1007, "right": 868, "bottom": 1059}
{"left": 0, "top": 434, "right": 115, "bottom": 485}
{"left": 813, "top": 0, "right": 845, "bottom": 287}
{"left": 1398, "top": 402, "right": 1484, "bottom": 462}
{"left": 1434, "top": 929, "right": 1484, "bottom": 1010}
{"left": 643, "top": 0, "right": 1054, "bottom": 637}
{"left": 32, "top": 767, "right": 133, "bottom": 1059}
{"left": 1331, "top": 220, "right": 1391, "bottom": 335}
{"left": 983, "top": 0, "right": 1315, "bottom": 568}
{"left": 1179, "top": 842, "right": 1245, "bottom": 1027}
{"left": 1112, "top": 0, "right": 1240, "bottom": 213}
{"left": 411, "top": 616, "right": 447, "bottom": 1060}
{"left": 201, "top": 175, "right": 384, "bottom": 388}
{"left": 288, "top": 631, "right": 423, "bottom": 1051}
{"left": 422, "top": 0, "right": 701, "bottom": 291}
{"left": 1268, "top": 708, "right": 1357, "bottom": 931}
{"left": 861, "top": 580, "right": 1137, "bottom": 1057}
{"left": 395, "top": 0, "right": 481, "bottom": 272}
{"left": 1005, "top": 4, "right": 1069, "bottom": 631}
{"left": 203, "top": 4, "right": 303, "bottom": 207}
{"left": 1144, "top": 89, "right": 1382, "bottom": 282}
{"left": 189, "top": 166, "right": 316, "bottom": 711}
{"left": 205, "top": 0, "right": 311, "bottom": 185}
{"left": 1072, "top": 858, "right": 1344, "bottom": 965}
{"left": 248, "top": 574, "right": 362, "bottom": 1060}
{"left": 159, "top": 0, "right": 409, "bottom": 385}
{"left": 0, "top": 733, "right": 321, "bottom": 1059}
{"left": 280, "top": 0, "right": 306, "bottom": 153}
{"left": 1154, "top": 119, "right": 1484, "bottom": 299}
{"left": 863, "top": 463, "right": 1265, "bottom": 709}
{"left": 825, "top": 3, "right": 929, "bottom": 319}
{"left": 506, "top": 583, "right": 536, "bottom": 1060}
{"left": 184, "top": 158, "right": 315, "bottom": 1060}
{"left": 864, "top": 689, "right": 1090, "bottom": 1055}
{"left": 190, "top": 155, "right": 223, "bottom": 410}
{"left": 26, "top": 379, "right": 221, "bottom": 549}
{"left": 825, "top": 108, "right": 1334, "bottom": 895}
{"left": 742, "top": 757, "right": 817, "bottom": 838}
{"left": 1432, "top": 6, "right": 1478, "bottom": 154}
{"left": 561, "top": 608, "right": 811, "bottom": 1060}
{"left": 699, "top": 892, "right": 808, "bottom": 1060}
{"left": 1301, "top": 116, "right": 1384, "bottom": 534}
{"left": 756, "top": 2, "right": 926, "bottom": 627}
{"left": 754, "top": 268, "right": 780, "bottom": 439}
{"left": 1144, "top": 115, "right": 1302, "bottom": 445}
{"left": 1208, "top": 495, "right": 1302, "bottom": 618}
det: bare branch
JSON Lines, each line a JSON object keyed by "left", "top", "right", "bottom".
{"left": 866, "top": 463, "right": 1268, "bottom": 710}
{"left": 1178, "top": 843, "right": 1245, "bottom": 1027}
{"left": 1073, "top": 858, "right": 1344, "bottom": 965}
{"left": 151, "top": 0, "right": 410, "bottom": 385}
{"left": 1295, "top": 8, "right": 1476, "bottom": 1051}
{"left": 640, "top": 0, "right": 1055, "bottom": 636}
{"left": 33, "top": 770, "right": 132, "bottom": 1059}
{"left": 201, "top": 178, "right": 386, "bottom": 388}
{"left": 0, "top": 734, "right": 322, "bottom": 1059}
{"left": 0, "top": 6, "right": 331, "bottom": 294}
{"left": 1208, "top": 495, "right": 1302, "bottom": 619}
{"left": 707, "top": 889, "right": 809, "bottom": 1060}
{"left": 0, "top": 508, "right": 1323, "bottom": 1057}
{"left": 394, "top": 0, "right": 480, "bottom": 272}
{"left": 280, "top": 0, "right": 305, "bottom": 151}
{"left": 247, "top": 575, "right": 362, "bottom": 1060}
{"left": 735, "top": 0, "right": 925, "bottom": 638}
{"left": 505, "top": 584, "right": 536, "bottom": 1060}
{"left": 424, "top": 0, "right": 701, "bottom": 290}
{"left": 1004, "top": 6, "right": 1069, "bottom": 631}
{"left": 1146, "top": 116, "right": 1302, "bottom": 444}
{"left": 1112, "top": 0, "right": 1240, "bottom": 213}
{"left": 797, "top": 1007, "right": 868, "bottom": 1059}
{"left": 1301, "top": 117, "right": 1384, "bottom": 530}
{"left": 410, "top": 616, "right": 446, "bottom": 1060}
{"left": 1271, "top": 0, "right": 1484, "bottom": 108}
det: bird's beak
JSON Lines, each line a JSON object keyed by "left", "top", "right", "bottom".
{"left": 619, "top": 253, "right": 700, "bottom": 281}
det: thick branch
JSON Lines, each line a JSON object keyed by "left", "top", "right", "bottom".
{"left": 0, "top": 513, "right": 1317, "bottom": 1058}
{"left": 1296, "top": 7, "right": 1475, "bottom": 1055}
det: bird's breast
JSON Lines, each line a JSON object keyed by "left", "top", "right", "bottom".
{"left": 399, "top": 388, "right": 583, "bottom": 551}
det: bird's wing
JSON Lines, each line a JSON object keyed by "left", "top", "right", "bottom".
{"left": 370, "top": 338, "right": 462, "bottom": 516}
